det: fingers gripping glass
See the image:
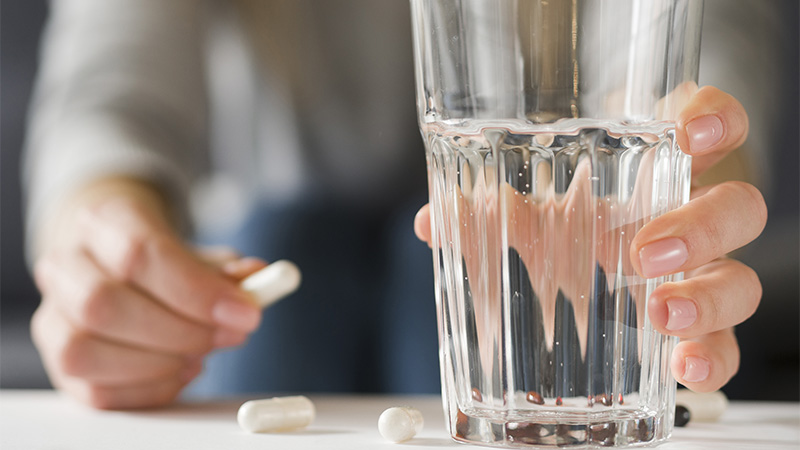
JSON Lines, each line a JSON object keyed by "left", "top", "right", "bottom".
{"left": 410, "top": 0, "right": 703, "bottom": 447}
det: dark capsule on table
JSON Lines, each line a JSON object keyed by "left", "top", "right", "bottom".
{"left": 556, "top": 423, "right": 580, "bottom": 446}
{"left": 636, "top": 417, "right": 654, "bottom": 442}
{"left": 594, "top": 394, "right": 613, "bottom": 406}
{"left": 588, "top": 421, "right": 617, "bottom": 446}
{"left": 506, "top": 422, "right": 544, "bottom": 445}
{"left": 674, "top": 405, "right": 691, "bottom": 427}
{"left": 525, "top": 391, "right": 544, "bottom": 405}
{"left": 471, "top": 388, "right": 482, "bottom": 402}
{"left": 455, "top": 410, "right": 470, "bottom": 438}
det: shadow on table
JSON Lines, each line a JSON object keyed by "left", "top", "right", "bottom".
{"left": 404, "top": 437, "right": 460, "bottom": 447}
{"left": 279, "top": 429, "right": 354, "bottom": 436}
{"left": 125, "top": 399, "right": 356, "bottom": 436}
{"left": 129, "top": 400, "right": 241, "bottom": 422}
{"left": 665, "top": 436, "right": 799, "bottom": 449}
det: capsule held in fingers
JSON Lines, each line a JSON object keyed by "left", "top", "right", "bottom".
{"left": 240, "top": 260, "right": 302, "bottom": 308}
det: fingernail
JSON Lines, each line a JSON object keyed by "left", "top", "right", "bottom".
{"left": 213, "top": 328, "right": 248, "bottom": 349}
{"left": 212, "top": 297, "right": 261, "bottom": 331}
{"left": 683, "top": 356, "right": 711, "bottom": 383}
{"left": 638, "top": 237, "right": 689, "bottom": 278}
{"left": 665, "top": 298, "right": 697, "bottom": 331}
{"left": 686, "top": 115, "right": 723, "bottom": 154}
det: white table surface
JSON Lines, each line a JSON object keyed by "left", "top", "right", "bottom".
{"left": 1, "top": 390, "right": 798, "bottom": 449}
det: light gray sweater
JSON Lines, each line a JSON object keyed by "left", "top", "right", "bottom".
{"left": 23, "top": 0, "right": 783, "bottom": 259}
{"left": 23, "top": 0, "right": 424, "bottom": 258}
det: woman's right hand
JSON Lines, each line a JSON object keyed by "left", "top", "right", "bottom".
{"left": 30, "top": 178, "right": 265, "bottom": 409}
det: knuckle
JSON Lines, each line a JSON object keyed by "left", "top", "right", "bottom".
{"left": 712, "top": 86, "right": 736, "bottom": 107}
{"left": 115, "top": 232, "right": 172, "bottom": 281}
{"left": 154, "top": 385, "right": 182, "bottom": 407}
{"left": 732, "top": 109, "right": 749, "bottom": 145}
{"left": 695, "top": 86, "right": 749, "bottom": 145}
{"left": 80, "top": 279, "right": 116, "bottom": 330}
{"left": 159, "top": 324, "right": 213, "bottom": 355}
{"left": 693, "top": 181, "right": 767, "bottom": 256}
{"left": 85, "top": 384, "right": 179, "bottom": 410}
{"left": 690, "top": 211, "right": 726, "bottom": 257}
{"left": 716, "top": 181, "right": 767, "bottom": 242}
{"left": 734, "top": 181, "right": 768, "bottom": 231}
{"left": 83, "top": 385, "right": 110, "bottom": 409}
{"left": 74, "top": 206, "right": 101, "bottom": 235}
{"left": 738, "top": 262, "right": 763, "bottom": 315}
{"left": 199, "top": 246, "right": 240, "bottom": 265}
{"left": 728, "top": 332, "right": 741, "bottom": 377}
{"left": 59, "top": 333, "right": 92, "bottom": 377}
{"left": 29, "top": 305, "right": 50, "bottom": 348}
{"left": 723, "top": 97, "right": 749, "bottom": 144}
{"left": 78, "top": 201, "right": 103, "bottom": 222}
{"left": 184, "top": 331, "right": 214, "bottom": 354}
{"left": 696, "top": 85, "right": 725, "bottom": 103}
{"left": 148, "top": 234, "right": 173, "bottom": 262}
{"left": 32, "top": 254, "right": 58, "bottom": 291}
{"left": 718, "top": 328, "right": 741, "bottom": 382}
{"left": 83, "top": 385, "right": 119, "bottom": 410}
{"left": 650, "top": 280, "right": 680, "bottom": 299}
{"left": 115, "top": 232, "right": 150, "bottom": 280}
{"left": 684, "top": 276, "right": 723, "bottom": 329}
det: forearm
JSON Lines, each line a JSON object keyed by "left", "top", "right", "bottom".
{"left": 23, "top": 0, "right": 209, "bottom": 261}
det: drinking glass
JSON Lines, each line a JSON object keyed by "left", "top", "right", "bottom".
{"left": 410, "top": 0, "right": 704, "bottom": 447}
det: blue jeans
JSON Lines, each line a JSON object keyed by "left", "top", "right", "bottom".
{"left": 186, "top": 196, "right": 440, "bottom": 396}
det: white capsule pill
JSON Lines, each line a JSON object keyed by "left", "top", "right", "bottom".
{"left": 237, "top": 395, "right": 315, "bottom": 433}
{"left": 378, "top": 406, "right": 424, "bottom": 443}
{"left": 240, "top": 260, "right": 302, "bottom": 309}
{"left": 675, "top": 389, "right": 728, "bottom": 422}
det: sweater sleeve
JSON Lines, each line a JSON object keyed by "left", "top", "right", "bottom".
{"left": 22, "top": 0, "right": 208, "bottom": 259}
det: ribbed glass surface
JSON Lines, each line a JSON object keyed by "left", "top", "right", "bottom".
{"left": 426, "top": 119, "right": 690, "bottom": 447}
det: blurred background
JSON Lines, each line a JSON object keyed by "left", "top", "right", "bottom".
{"left": 2, "top": 0, "right": 798, "bottom": 400}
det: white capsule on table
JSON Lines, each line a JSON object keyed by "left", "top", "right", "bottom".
{"left": 378, "top": 406, "right": 424, "bottom": 443}
{"left": 240, "top": 260, "right": 302, "bottom": 309}
{"left": 675, "top": 389, "right": 728, "bottom": 422}
{"left": 237, "top": 396, "right": 315, "bottom": 433}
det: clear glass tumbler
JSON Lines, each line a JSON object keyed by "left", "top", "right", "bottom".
{"left": 410, "top": 0, "right": 703, "bottom": 447}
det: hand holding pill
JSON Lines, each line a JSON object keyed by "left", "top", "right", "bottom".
{"left": 29, "top": 179, "right": 301, "bottom": 410}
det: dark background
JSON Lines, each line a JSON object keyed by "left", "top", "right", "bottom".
{"left": 1, "top": 0, "right": 50, "bottom": 389}
{"left": 2, "top": 1, "right": 799, "bottom": 400}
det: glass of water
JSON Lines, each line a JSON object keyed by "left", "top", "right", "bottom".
{"left": 410, "top": 0, "right": 703, "bottom": 447}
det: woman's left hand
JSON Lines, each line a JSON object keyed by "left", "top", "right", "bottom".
{"left": 414, "top": 86, "right": 767, "bottom": 393}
